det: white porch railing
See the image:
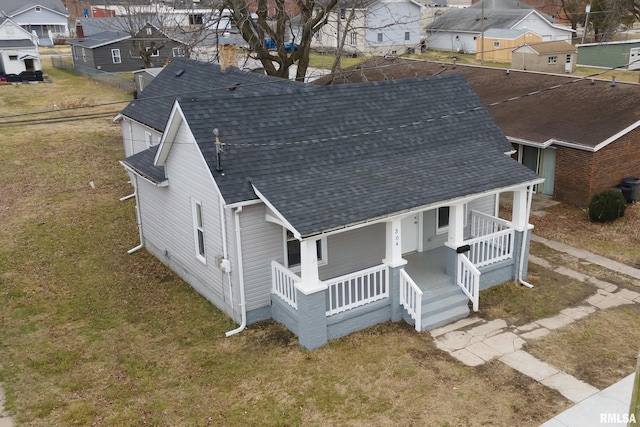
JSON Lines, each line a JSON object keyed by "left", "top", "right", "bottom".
{"left": 399, "top": 269, "right": 423, "bottom": 332}
{"left": 457, "top": 253, "right": 480, "bottom": 312}
{"left": 467, "top": 210, "right": 515, "bottom": 268}
{"left": 271, "top": 261, "right": 299, "bottom": 309}
{"left": 325, "top": 264, "right": 388, "bottom": 316}
{"left": 471, "top": 210, "right": 511, "bottom": 237}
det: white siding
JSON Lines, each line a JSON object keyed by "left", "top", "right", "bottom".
{"left": 427, "top": 31, "right": 478, "bottom": 53}
{"left": 123, "top": 119, "right": 162, "bottom": 157}
{"left": 136, "top": 120, "right": 232, "bottom": 316}
{"left": 512, "top": 15, "right": 572, "bottom": 42}
{"left": 319, "top": 223, "right": 386, "bottom": 280}
{"left": 365, "top": 0, "right": 422, "bottom": 54}
{"left": 238, "top": 204, "right": 283, "bottom": 311}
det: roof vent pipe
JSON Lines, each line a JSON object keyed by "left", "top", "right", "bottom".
{"left": 214, "top": 128, "right": 224, "bottom": 172}
{"left": 590, "top": 78, "right": 595, "bottom": 85}
{"left": 506, "top": 69, "right": 510, "bottom": 75}
{"left": 611, "top": 76, "right": 616, "bottom": 87}
{"left": 452, "top": 57, "right": 456, "bottom": 68}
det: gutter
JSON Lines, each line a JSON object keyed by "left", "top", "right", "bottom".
{"left": 225, "top": 206, "right": 246, "bottom": 337}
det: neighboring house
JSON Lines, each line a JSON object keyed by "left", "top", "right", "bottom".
{"left": 321, "top": 57, "right": 640, "bottom": 208}
{"left": 577, "top": 39, "right": 640, "bottom": 71}
{"left": 118, "top": 57, "right": 541, "bottom": 350}
{"left": 426, "top": 0, "right": 573, "bottom": 54}
{"left": 0, "top": 18, "right": 41, "bottom": 75}
{"left": 312, "top": 0, "right": 425, "bottom": 56}
{"left": 68, "top": 23, "right": 188, "bottom": 72}
{"left": 132, "top": 67, "right": 162, "bottom": 93}
{"left": 475, "top": 29, "right": 542, "bottom": 62}
{"left": 512, "top": 40, "right": 576, "bottom": 73}
{"left": 1, "top": 0, "right": 70, "bottom": 45}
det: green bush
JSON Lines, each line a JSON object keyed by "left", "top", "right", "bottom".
{"left": 588, "top": 190, "right": 627, "bottom": 223}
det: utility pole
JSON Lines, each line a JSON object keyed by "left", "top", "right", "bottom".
{"left": 581, "top": 3, "right": 591, "bottom": 44}
{"left": 480, "top": 0, "right": 485, "bottom": 65}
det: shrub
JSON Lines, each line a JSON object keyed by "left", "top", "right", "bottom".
{"left": 588, "top": 190, "right": 627, "bottom": 223}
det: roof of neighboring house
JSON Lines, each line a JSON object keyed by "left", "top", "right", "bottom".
{"left": 126, "top": 71, "right": 538, "bottom": 237}
{"left": 516, "top": 40, "right": 576, "bottom": 54}
{"left": 2, "top": 0, "right": 69, "bottom": 17}
{"left": 577, "top": 39, "right": 640, "bottom": 47}
{"left": 76, "top": 17, "right": 161, "bottom": 37}
{"left": 0, "top": 39, "right": 36, "bottom": 48}
{"left": 119, "top": 57, "right": 302, "bottom": 132}
{"left": 426, "top": 0, "right": 555, "bottom": 32}
{"left": 67, "top": 30, "right": 130, "bottom": 49}
{"left": 316, "top": 57, "right": 640, "bottom": 151}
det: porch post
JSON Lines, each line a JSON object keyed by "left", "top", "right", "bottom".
{"left": 446, "top": 203, "right": 465, "bottom": 248}
{"left": 383, "top": 218, "right": 407, "bottom": 322}
{"left": 511, "top": 188, "right": 528, "bottom": 231}
{"left": 296, "top": 238, "right": 328, "bottom": 350}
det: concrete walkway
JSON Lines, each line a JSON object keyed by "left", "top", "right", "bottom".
{"left": 431, "top": 235, "right": 640, "bottom": 425}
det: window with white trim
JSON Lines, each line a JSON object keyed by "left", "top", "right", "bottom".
{"left": 35, "top": 6, "right": 41, "bottom": 12}
{"left": 144, "top": 131, "right": 153, "bottom": 148}
{"left": 81, "top": 47, "right": 86, "bottom": 62}
{"left": 548, "top": 56, "right": 557, "bottom": 64}
{"left": 436, "top": 205, "right": 468, "bottom": 234}
{"left": 285, "top": 230, "right": 327, "bottom": 269}
{"left": 493, "top": 41, "right": 500, "bottom": 48}
{"left": 349, "top": 32, "right": 357, "bottom": 45}
{"left": 405, "top": 31, "right": 410, "bottom": 41}
{"left": 73, "top": 46, "right": 78, "bottom": 59}
{"left": 146, "top": 47, "right": 160, "bottom": 57}
{"left": 111, "top": 48, "right": 121, "bottom": 64}
{"left": 146, "top": 27, "right": 153, "bottom": 35}
{"left": 377, "top": 33, "right": 383, "bottom": 43}
{"left": 172, "top": 47, "right": 185, "bottom": 57}
{"left": 192, "top": 199, "right": 206, "bottom": 262}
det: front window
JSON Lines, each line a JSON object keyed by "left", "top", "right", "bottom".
{"left": 548, "top": 56, "right": 557, "bottom": 64}
{"left": 285, "top": 230, "right": 326, "bottom": 268}
{"left": 437, "top": 207, "right": 449, "bottom": 233}
{"left": 111, "top": 48, "right": 121, "bottom": 64}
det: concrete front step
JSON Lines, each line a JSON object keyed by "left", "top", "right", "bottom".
{"left": 421, "top": 279, "right": 470, "bottom": 331}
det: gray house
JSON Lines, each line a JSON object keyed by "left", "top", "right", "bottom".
{"left": 68, "top": 24, "right": 187, "bottom": 73}
{"left": 118, "top": 58, "right": 541, "bottom": 350}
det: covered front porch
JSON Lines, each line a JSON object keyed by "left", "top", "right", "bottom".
{"left": 269, "top": 187, "right": 535, "bottom": 349}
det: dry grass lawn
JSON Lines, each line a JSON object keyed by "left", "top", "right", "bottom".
{"left": 0, "top": 65, "right": 636, "bottom": 426}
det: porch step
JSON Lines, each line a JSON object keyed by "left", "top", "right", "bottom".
{"left": 418, "top": 281, "right": 471, "bottom": 331}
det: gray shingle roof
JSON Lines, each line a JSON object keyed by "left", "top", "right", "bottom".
{"left": 122, "top": 145, "right": 166, "bottom": 184}
{"left": 0, "top": 39, "right": 35, "bottom": 48}
{"left": 2, "top": 0, "right": 69, "bottom": 17}
{"left": 120, "top": 57, "right": 303, "bottom": 132}
{"left": 175, "top": 73, "right": 539, "bottom": 236}
{"left": 67, "top": 30, "right": 130, "bottom": 49}
{"left": 426, "top": 0, "right": 552, "bottom": 32}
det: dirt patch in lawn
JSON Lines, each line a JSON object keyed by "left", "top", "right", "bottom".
{"left": 526, "top": 305, "right": 640, "bottom": 389}
{"left": 478, "top": 263, "right": 596, "bottom": 326}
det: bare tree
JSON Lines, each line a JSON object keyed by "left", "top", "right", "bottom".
{"left": 222, "top": 0, "right": 340, "bottom": 80}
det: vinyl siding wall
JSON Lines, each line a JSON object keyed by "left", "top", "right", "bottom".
{"left": 122, "top": 120, "right": 162, "bottom": 157}
{"left": 136, "top": 120, "right": 232, "bottom": 317}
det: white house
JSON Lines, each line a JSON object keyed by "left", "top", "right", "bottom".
{"left": 0, "top": 18, "right": 41, "bottom": 75}
{"left": 117, "top": 58, "right": 541, "bottom": 350}
{"left": 1, "top": 0, "right": 70, "bottom": 46}
{"left": 312, "top": 0, "right": 425, "bottom": 56}
{"left": 426, "top": 0, "right": 574, "bottom": 54}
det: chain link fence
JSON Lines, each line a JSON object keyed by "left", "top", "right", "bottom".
{"left": 50, "top": 56, "right": 135, "bottom": 93}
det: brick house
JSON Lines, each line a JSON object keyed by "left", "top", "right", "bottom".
{"left": 319, "top": 57, "right": 640, "bottom": 207}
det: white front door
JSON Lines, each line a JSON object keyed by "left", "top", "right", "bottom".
{"left": 401, "top": 214, "right": 419, "bottom": 254}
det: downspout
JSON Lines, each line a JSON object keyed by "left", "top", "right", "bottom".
{"left": 219, "top": 195, "right": 233, "bottom": 309}
{"left": 225, "top": 206, "right": 246, "bottom": 337}
{"left": 127, "top": 175, "right": 144, "bottom": 254}
{"left": 517, "top": 185, "right": 534, "bottom": 288}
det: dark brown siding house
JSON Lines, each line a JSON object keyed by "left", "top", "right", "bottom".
{"left": 318, "top": 57, "right": 640, "bottom": 207}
